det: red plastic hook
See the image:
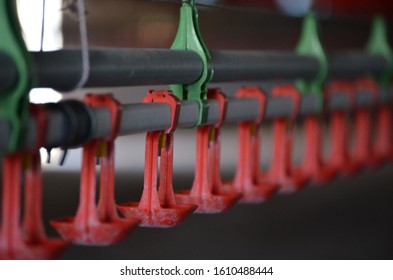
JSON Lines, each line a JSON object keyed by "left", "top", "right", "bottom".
{"left": 322, "top": 81, "right": 357, "bottom": 176}
{"left": 345, "top": 78, "right": 380, "bottom": 173}
{"left": 223, "top": 87, "right": 277, "bottom": 203}
{"left": 51, "top": 94, "right": 140, "bottom": 245}
{"left": 117, "top": 90, "right": 196, "bottom": 226}
{"left": 258, "top": 85, "right": 309, "bottom": 193}
{"left": 290, "top": 82, "right": 355, "bottom": 184}
{"left": 375, "top": 104, "right": 393, "bottom": 165}
{"left": 175, "top": 89, "right": 242, "bottom": 211}
{"left": 356, "top": 78, "right": 390, "bottom": 167}
{"left": 0, "top": 105, "right": 68, "bottom": 259}
{"left": 300, "top": 118, "right": 339, "bottom": 184}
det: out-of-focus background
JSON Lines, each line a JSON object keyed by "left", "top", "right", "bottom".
{"left": 5, "top": 0, "right": 393, "bottom": 259}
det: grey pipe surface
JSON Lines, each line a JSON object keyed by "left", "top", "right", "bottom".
{"left": 0, "top": 48, "right": 390, "bottom": 154}
{"left": 1, "top": 92, "right": 388, "bottom": 154}
{"left": 32, "top": 49, "right": 319, "bottom": 91}
{"left": 33, "top": 48, "right": 204, "bottom": 92}
{"left": 0, "top": 48, "right": 389, "bottom": 92}
{"left": 328, "top": 52, "right": 387, "bottom": 79}
{"left": 0, "top": 97, "right": 313, "bottom": 152}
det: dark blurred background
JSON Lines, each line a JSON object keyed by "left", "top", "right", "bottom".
{"left": 3, "top": 0, "right": 393, "bottom": 259}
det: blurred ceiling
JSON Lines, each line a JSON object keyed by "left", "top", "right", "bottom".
{"left": 62, "top": 0, "right": 393, "bottom": 51}
{"left": 225, "top": 0, "right": 393, "bottom": 16}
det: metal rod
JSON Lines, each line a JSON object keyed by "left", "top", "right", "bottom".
{"left": 0, "top": 48, "right": 389, "bottom": 92}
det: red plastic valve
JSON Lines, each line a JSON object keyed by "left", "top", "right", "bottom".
{"left": 223, "top": 87, "right": 278, "bottom": 203}
{"left": 322, "top": 81, "right": 357, "bottom": 176}
{"left": 51, "top": 94, "right": 140, "bottom": 245}
{"left": 0, "top": 105, "right": 68, "bottom": 259}
{"left": 289, "top": 82, "right": 355, "bottom": 184}
{"left": 376, "top": 105, "right": 393, "bottom": 164}
{"left": 345, "top": 78, "right": 380, "bottom": 173}
{"left": 298, "top": 116, "right": 339, "bottom": 184}
{"left": 258, "top": 85, "right": 309, "bottom": 193}
{"left": 117, "top": 91, "right": 197, "bottom": 226}
{"left": 175, "top": 89, "right": 242, "bottom": 211}
{"left": 358, "top": 79, "right": 391, "bottom": 167}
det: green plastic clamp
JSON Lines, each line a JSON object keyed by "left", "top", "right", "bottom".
{"left": 295, "top": 12, "right": 328, "bottom": 111}
{"left": 0, "top": 0, "right": 34, "bottom": 153}
{"left": 366, "top": 15, "right": 393, "bottom": 102}
{"left": 171, "top": 0, "right": 213, "bottom": 126}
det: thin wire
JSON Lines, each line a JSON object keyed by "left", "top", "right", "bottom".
{"left": 73, "top": 0, "right": 90, "bottom": 90}
{"left": 40, "top": 0, "right": 46, "bottom": 51}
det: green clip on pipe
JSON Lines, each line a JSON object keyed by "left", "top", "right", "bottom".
{"left": 0, "top": 0, "right": 33, "bottom": 153}
{"left": 295, "top": 12, "right": 328, "bottom": 111}
{"left": 366, "top": 15, "right": 393, "bottom": 102}
{"left": 171, "top": 0, "right": 213, "bottom": 126}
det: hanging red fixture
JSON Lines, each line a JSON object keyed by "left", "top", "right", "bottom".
{"left": 118, "top": 90, "right": 197, "bottom": 227}
{"left": 345, "top": 78, "right": 380, "bottom": 174}
{"left": 0, "top": 105, "right": 68, "bottom": 259}
{"left": 224, "top": 87, "right": 278, "bottom": 203}
{"left": 258, "top": 85, "right": 309, "bottom": 193}
{"left": 175, "top": 88, "right": 242, "bottom": 212}
{"left": 51, "top": 94, "right": 140, "bottom": 245}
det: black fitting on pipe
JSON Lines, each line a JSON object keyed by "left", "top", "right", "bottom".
{"left": 57, "top": 100, "right": 96, "bottom": 147}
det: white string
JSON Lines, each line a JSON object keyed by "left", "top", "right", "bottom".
{"left": 40, "top": 0, "right": 46, "bottom": 51}
{"left": 73, "top": 0, "right": 90, "bottom": 90}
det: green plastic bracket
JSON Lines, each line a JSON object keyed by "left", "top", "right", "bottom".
{"left": 0, "top": 0, "right": 33, "bottom": 153}
{"left": 171, "top": 0, "right": 213, "bottom": 126}
{"left": 366, "top": 15, "right": 393, "bottom": 102}
{"left": 295, "top": 12, "right": 328, "bottom": 112}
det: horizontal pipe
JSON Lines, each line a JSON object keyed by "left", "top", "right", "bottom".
{"left": 328, "top": 52, "right": 387, "bottom": 79}
{"left": 0, "top": 48, "right": 389, "bottom": 92}
{"left": 0, "top": 91, "right": 388, "bottom": 154}
{"left": 33, "top": 48, "right": 204, "bottom": 92}
{"left": 0, "top": 48, "right": 390, "bottom": 154}
{"left": 32, "top": 49, "right": 319, "bottom": 91}
{"left": 210, "top": 51, "right": 319, "bottom": 82}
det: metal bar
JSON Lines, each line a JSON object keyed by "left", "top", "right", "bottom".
{"left": 0, "top": 48, "right": 389, "bottom": 92}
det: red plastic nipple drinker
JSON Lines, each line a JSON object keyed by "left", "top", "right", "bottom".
{"left": 0, "top": 105, "right": 68, "bottom": 259}
{"left": 51, "top": 94, "right": 140, "bottom": 245}
{"left": 223, "top": 87, "right": 278, "bottom": 203}
{"left": 258, "top": 85, "right": 309, "bottom": 193}
{"left": 118, "top": 91, "right": 197, "bottom": 227}
{"left": 322, "top": 81, "right": 357, "bottom": 176}
{"left": 345, "top": 78, "right": 380, "bottom": 173}
{"left": 175, "top": 88, "right": 242, "bottom": 211}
